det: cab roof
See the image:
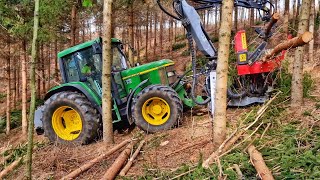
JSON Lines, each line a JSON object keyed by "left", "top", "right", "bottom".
{"left": 58, "top": 38, "right": 122, "bottom": 59}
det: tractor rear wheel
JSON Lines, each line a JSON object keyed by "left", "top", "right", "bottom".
{"left": 132, "top": 85, "right": 183, "bottom": 133}
{"left": 42, "top": 91, "right": 100, "bottom": 145}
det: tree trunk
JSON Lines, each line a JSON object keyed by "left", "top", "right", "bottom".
{"left": 102, "top": 0, "right": 114, "bottom": 144}
{"left": 169, "top": 18, "right": 174, "bottom": 56}
{"left": 308, "top": 0, "right": 315, "bottom": 62}
{"left": 160, "top": 12, "right": 164, "bottom": 58}
{"left": 291, "top": 0, "right": 312, "bottom": 107}
{"left": 213, "top": 0, "right": 234, "bottom": 146}
{"left": 41, "top": 44, "right": 45, "bottom": 97}
{"left": 145, "top": 5, "right": 149, "bottom": 61}
{"left": 12, "top": 54, "right": 16, "bottom": 109}
{"left": 284, "top": 0, "right": 290, "bottom": 34}
{"left": 128, "top": 3, "right": 135, "bottom": 66}
{"left": 250, "top": 9, "right": 254, "bottom": 26}
{"left": 21, "top": 40, "right": 28, "bottom": 136}
{"left": 153, "top": 13, "right": 157, "bottom": 59}
{"left": 6, "top": 37, "right": 11, "bottom": 135}
{"left": 26, "top": 0, "right": 39, "bottom": 178}
{"left": 71, "top": 4, "right": 77, "bottom": 46}
{"left": 47, "top": 44, "right": 51, "bottom": 89}
{"left": 54, "top": 39, "right": 59, "bottom": 82}
{"left": 234, "top": 6, "right": 238, "bottom": 31}
{"left": 215, "top": 6, "right": 218, "bottom": 35}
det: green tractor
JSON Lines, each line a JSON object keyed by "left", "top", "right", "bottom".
{"left": 35, "top": 37, "right": 200, "bottom": 144}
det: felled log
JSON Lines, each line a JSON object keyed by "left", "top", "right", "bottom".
{"left": 265, "top": 13, "right": 280, "bottom": 37}
{"left": 0, "top": 157, "right": 23, "bottom": 179}
{"left": 119, "top": 140, "right": 145, "bottom": 176}
{"left": 263, "top": 31, "right": 313, "bottom": 61}
{"left": 248, "top": 145, "right": 274, "bottom": 180}
{"left": 61, "top": 139, "right": 131, "bottom": 180}
{"left": 101, "top": 142, "right": 135, "bottom": 180}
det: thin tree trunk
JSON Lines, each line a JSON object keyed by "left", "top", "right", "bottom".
{"left": 26, "top": 0, "right": 39, "bottom": 178}
{"left": 128, "top": 3, "right": 135, "bottom": 65}
{"left": 71, "top": 4, "right": 77, "bottom": 46}
{"left": 153, "top": 13, "right": 157, "bottom": 58}
{"left": 54, "top": 39, "right": 59, "bottom": 82}
{"left": 6, "top": 37, "right": 11, "bottom": 135}
{"left": 309, "top": 0, "right": 315, "bottom": 62}
{"left": 169, "top": 18, "right": 174, "bottom": 56}
{"left": 102, "top": 0, "right": 114, "bottom": 144}
{"left": 284, "top": 0, "right": 290, "bottom": 34}
{"left": 160, "top": 12, "right": 164, "bottom": 58}
{"left": 213, "top": 0, "right": 234, "bottom": 146}
{"left": 12, "top": 54, "right": 16, "bottom": 109}
{"left": 145, "top": 5, "right": 149, "bottom": 61}
{"left": 291, "top": 0, "right": 311, "bottom": 107}
{"left": 41, "top": 44, "right": 45, "bottom": 97}
{"left": 250, "top": 9, "right": 254, "bottom": 26}
{"left": 22, "top": 40, "right": 28, "bottom": 136}
{"left": 234, "top": 6, "right": 238, "bottom": 31}
{"left": 47, "top": 43, "right": 51, "bottom": 89}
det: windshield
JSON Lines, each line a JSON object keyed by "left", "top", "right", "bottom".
{"left": 112, "top": 46, "right": 128, "bottom": 71}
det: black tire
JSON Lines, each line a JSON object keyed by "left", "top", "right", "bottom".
{"left": 132, "top": 85, "right": 183, "bottom": 133}
{"left": 42, "top": 91, "right": 100, "bottom": 145}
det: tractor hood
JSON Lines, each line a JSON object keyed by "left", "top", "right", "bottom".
{"left": 121, "top": 59, "right": 174, "bottom": 80}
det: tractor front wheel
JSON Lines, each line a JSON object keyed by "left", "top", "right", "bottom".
{"left": 42, "top": 91, "right": 100, "bottom": 145}
{"left": 132, "top": 85, "right": 183, "bottom": 133}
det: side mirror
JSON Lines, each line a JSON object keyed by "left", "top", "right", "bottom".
{"left": 80, "top": 77, "right": 88, "bottom": 82}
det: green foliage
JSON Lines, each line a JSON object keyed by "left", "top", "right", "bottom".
{"left": 181, "top": 50, "right": 190, "bottom": 56}
{"left": 0, "top": 93, "right": 6, "bottom": 102}
{"left": 175, "top": 34, "right": 185, "bottom": 41}
{"left": 172, "top": 42, "right": 186, "bottom": 51}
{"left": 302, "top": 73, "right": 314, "bottom": 98}
{"left": 82, "top": 0, "right": 93, "bottom": 7}
{"left": 315, "top": 12, "right": 320, "bottom": 30}
{"left": 211, "top": 36, "right": 219, "bottom": 43}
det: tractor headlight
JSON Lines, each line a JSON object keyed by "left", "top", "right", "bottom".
{"left": 167, "top": 71, "right": 175, "bottom": 77}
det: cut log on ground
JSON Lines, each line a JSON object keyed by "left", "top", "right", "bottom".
{"left": 248, "top": 145, "right": 274, "bottom": 180}
{"left": 263, "top": 31, "right": 313, "bottom": 61}
{"left": 101, "top": 142, "right": 135, "bottom": 180}
{"left": 119, "top": 140, "right": 145, "bottom": 176}
{"left": 0, "top": 157, "right": 23, "bottom": 179}
{"left": 61, "top": 139, "right": 131, "bottom": 180}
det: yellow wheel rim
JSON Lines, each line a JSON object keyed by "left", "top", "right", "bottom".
{"left": 52, "top": 106, "right": 82, "bottom": 141}
{"left": 142, "top": 97, "right": 171, "bottom": 126}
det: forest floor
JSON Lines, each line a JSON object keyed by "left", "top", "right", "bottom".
{"left": 0, "top": 27, "right": 320, "bottom": 179}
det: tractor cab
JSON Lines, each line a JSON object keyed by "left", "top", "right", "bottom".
{"left": 58, "top": 38, "right": 129, "bottom": 96}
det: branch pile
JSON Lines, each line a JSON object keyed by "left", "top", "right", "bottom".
{"left": 202, "top": 92, "right": 281, "bottom": 178}
{"left": 61, "top": 138, "right": 145, "bottom": 180}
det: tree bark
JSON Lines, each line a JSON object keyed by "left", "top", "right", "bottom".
{"left": 213, "top": 0, "right": 234, "bottom": 146}
{"left": 21, "top": 40, "right": 28, "bottom": 136}
{"left": 102, "top": 0, "right": 114, "bottom": 143}
{"left": 26, "top": 0, "right": 39, "bottom": 178}
{"left": 160, "top": 12, "right": 164, "bottom": 58}
{"left": 128, "top": 3, "right": 135, "bottom": 65}
{"left": 291, "top": 0, "right": 312, "bottom": 107}
{"left": 284, "top": 0, "right": 290, "bottom": 34}
{"left": 153, "top": 12, "right": 157, "bottom": 58}
{"left": 119, "top": 140, "right": 145, "bottom": 176}
{"left": 6, "top": 37, "right": 11, "bottom": 135}
{"left": 101, "top": 143, "right": 134, "bottom": 180}
{"left": 54, "top": 39, "right": 59, "bottom": 82}
{"left": 234, "top": 6, "right": 238, "bottom": 31}
{"left": 263, "top": 32, "right": 313, "bottom": 60}
{"left": 250, "top": 9, "right": 254, "bottom": 26}
{"left": 145, "top": 4, "right": 150, "bottom": 61}
{"left": 248, "top": 145, "right": 275, "bottom": 180}
{"left": 308, "top": 0, "right": 315, "bottom": 62}
{"left": 71, "top": 4, "right": 77, "bottom": 46}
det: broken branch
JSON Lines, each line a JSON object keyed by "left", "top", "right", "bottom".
{"left": 119, "top": 140, "right": 145, "bottom": 176}
{"left": 0, "top": 157, "right": 23, "bottom": 179}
